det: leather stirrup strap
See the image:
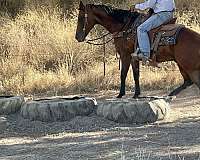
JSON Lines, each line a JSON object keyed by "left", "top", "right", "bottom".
{"left": 134, "top": 34, "right": 138, "bottom": 55}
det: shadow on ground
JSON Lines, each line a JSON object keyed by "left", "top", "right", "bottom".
{"left": 0, "top": 87, "right": 200, "bottom": 160}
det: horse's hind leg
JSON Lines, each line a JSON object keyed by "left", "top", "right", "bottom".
{"left": 188, "top": 70, "right": 200, "bottom": 92}
{"left": 169, "top": 65, "right": 193, "bottom": 96}
{"left": 169, "top": 80, "right": 193, "bottom": 96}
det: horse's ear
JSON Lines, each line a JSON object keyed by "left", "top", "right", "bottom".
{"left": 79, "top": 1, "right": 85, "bottom": 11}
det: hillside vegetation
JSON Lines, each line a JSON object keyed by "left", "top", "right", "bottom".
{"left": 0, "top": 0, "right": 199, "bottom": 96}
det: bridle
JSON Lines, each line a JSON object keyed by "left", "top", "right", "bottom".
{"left": 81, "top": 7, "right": 112, "bottom": 45}
{"left": 80, "top": 6, "right": 135, "bottom": 46}
{"left": 82, "top": 12, "right": 88, "bottom": 33}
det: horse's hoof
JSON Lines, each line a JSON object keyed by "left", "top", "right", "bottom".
{"left": 116, "top": 94, "right": 124, "bottom": 98}
{"left": 133, "top": 95, "right": 139, "bottom": 99}
{"left": 133, "top": 92, "right": 140, "bottom": 98}
{"left": 166, "top": 96, "right": 176, "bottom": 102}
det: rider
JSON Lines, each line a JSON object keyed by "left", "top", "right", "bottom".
{"left": 131, "top": 0, "right": 176, "bottom": 63}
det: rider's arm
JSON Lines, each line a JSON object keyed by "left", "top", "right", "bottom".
{"left": 135, "top": 0, "right": 157, "bottom": 11}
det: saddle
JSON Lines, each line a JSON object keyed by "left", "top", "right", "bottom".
{"left": 148, "top": 21, "right": 184, "bottom": 66}
{"left": 133, "top": 16, "right": 185, "bottom": 66}
{"left": 149, "top": 18, "right": 184, "bottom": 58}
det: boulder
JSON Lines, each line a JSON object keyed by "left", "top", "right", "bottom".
{"left": 20, "top": 96, "right": 97, "bottom": 122}
{"left": 0, "top": 116, "right": 7, "bottom": 130}
{"left": 97, "top": 98, "right": 170, "bottom": 124}
{"left": 0, "top": 96, "right": 24, "bottom": 115}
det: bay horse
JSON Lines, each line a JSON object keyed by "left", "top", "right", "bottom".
{"left": 75, "top": 1, "right": 200, "bottom": 98}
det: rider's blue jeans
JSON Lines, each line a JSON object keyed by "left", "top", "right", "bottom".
{"left": 137, "top": 11, "right": 173, "bottom": 57}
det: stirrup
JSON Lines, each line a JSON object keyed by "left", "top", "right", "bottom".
{"left": 131, "top": 48, "right": 140, "bottom": 58}
{"left": 140, "top": 56, "right": 151, "bottom": 66}
{"left": 138, "top": 54, "right": 149, "bottom": 60}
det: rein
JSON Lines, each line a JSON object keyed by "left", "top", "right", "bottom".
{"left": 86, "top": 32, "right": 112, "bottom": 46}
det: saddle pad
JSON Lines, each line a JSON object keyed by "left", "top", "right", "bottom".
{"left": 151, "top": 24, "right": 185, "bottom": 51}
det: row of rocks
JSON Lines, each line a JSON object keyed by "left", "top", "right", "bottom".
{"left": 0, "top": 96, "right": 170, "bottom": 124}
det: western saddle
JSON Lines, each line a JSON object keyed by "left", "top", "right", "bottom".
{"left": 148, "top": 18, "right": 184, "bottom": 65}
{"left": 130, "top": 13, "right": 185, "bottom": 67}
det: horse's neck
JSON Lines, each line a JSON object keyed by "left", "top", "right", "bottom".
{"left": 95, "top": 11, "right": 142, "bottom": 34}
{"left": 95, "top": 13, "right": 124, "bottom": 34}
{"left": 98, "top": 20, "right": 123, "bottom": 34}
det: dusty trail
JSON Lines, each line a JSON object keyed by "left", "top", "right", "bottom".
{"left": 0, "top": 85, "right": 200, "bottom": 160}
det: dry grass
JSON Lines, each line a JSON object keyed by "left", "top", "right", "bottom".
{"left": 0, "top": 1, "right": 199, "bottom": 96}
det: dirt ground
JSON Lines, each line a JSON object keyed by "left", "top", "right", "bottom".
{"left": 0, "top": 85, "right": 200, "bottom": 160}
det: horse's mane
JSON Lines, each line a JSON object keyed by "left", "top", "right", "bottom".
{"left": 92, "top": 4, "right": 140, "bottom": 24}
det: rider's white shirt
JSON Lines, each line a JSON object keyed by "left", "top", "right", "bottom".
{"left": 135, "top": 0, "right": 175, "bottom": 13}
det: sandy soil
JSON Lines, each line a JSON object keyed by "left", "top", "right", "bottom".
{"left": 0, "top": 85, "right": 200, "bottom": 160}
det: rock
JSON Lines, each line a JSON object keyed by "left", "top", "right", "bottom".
{"left": 20, "top": 97, "right": 97, "bottom": 122}
{"left": 0, "top": 96, "right": 24, "bottom": 115}
{"left": 0, "top": 117, "right": 7, "bottom": 130}
{"left": 97, "top": 99, "right": 170, "bottom": 124}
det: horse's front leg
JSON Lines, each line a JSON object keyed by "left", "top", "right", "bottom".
{"left": 117, "top": 55, "right": 131, "bottom": 98}
{"left": 131, "top": 59, "right": 140, "bottom": 98}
